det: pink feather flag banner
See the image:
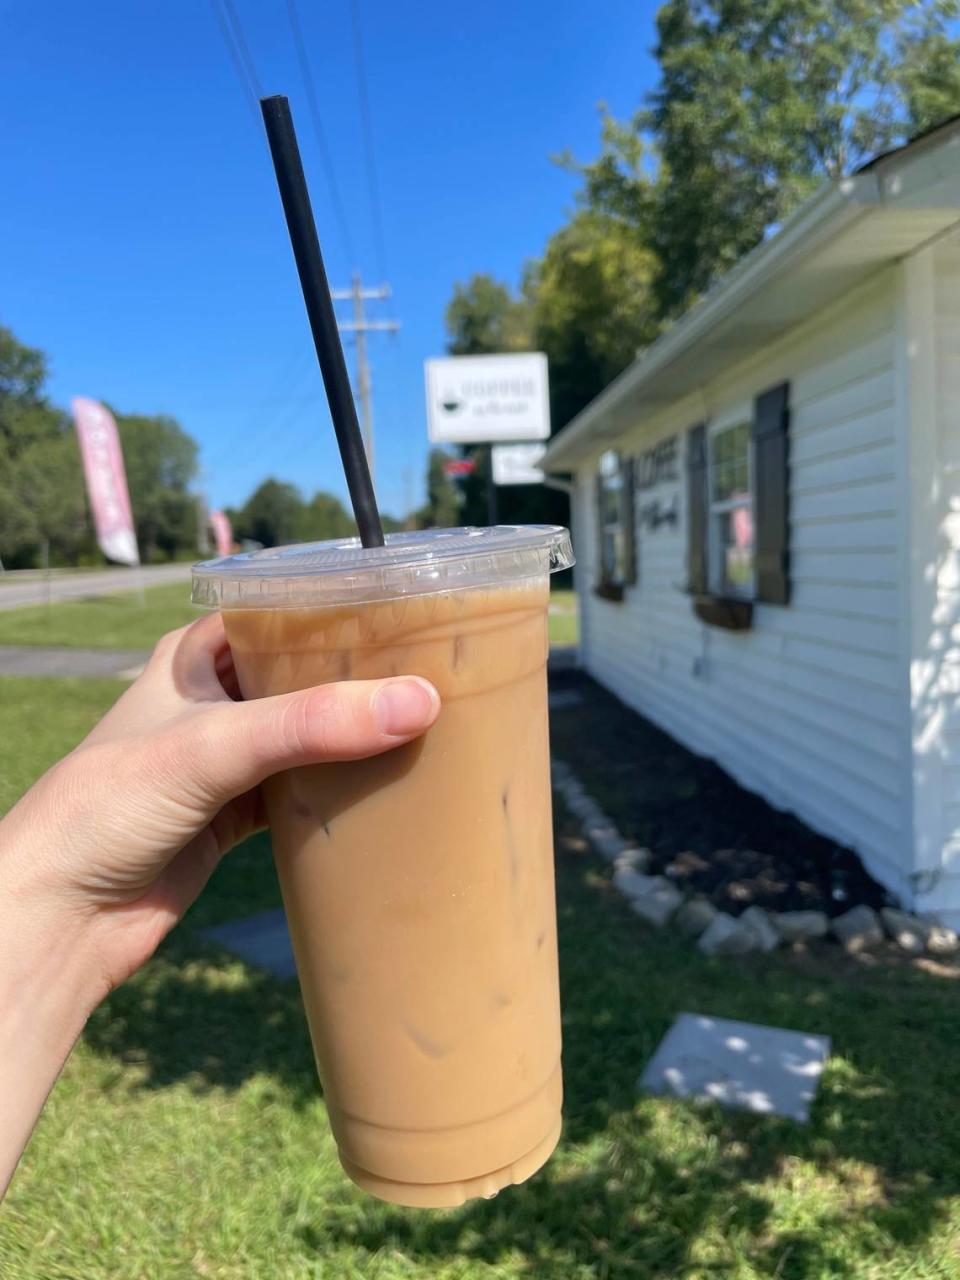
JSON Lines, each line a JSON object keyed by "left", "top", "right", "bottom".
{"left": 71, "top": 396, "right": 140, "bottom": 566}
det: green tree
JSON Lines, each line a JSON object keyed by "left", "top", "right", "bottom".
{"left": 440, "top": 214, "right": 653, "bottom": 526}
{"left": 578, "top": 0, "right": 960, "bottom": 319}
{"left": 444, "top": 275, "right": 532, "bottom": 355}
{"left": 529, "top": 209, "right": 659, "bottom": 428}
{"left": 15, "top": 433, "right": 89, "bottom": 565}
{"left": 235, "top": 479, "right": 306, "bottom": 548}
{"left": 0, "top": 325, "right": 47, "bottom": 404}
{"left": 300, "top": 491, "right": 356, "bottom": 542}
{"left": 417, "top": 449, "right": 462, "bottom": 529}
{"left": 0, "top": 327, "right": 80, "bottom": 566}
{"left": 0, "top": 481, "right": 37, "bottom": 567}
{"left": 114, "top": 412, "right": 199, "bottom": 562}
{"left": 0, "top": 325, "right": 206, "bottom": 566}
{"left": 0, "top": 326, "right": 62, "bottom": 472}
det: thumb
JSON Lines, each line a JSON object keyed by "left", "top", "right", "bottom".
{"left": 172, "top": 676, "right": 440, "bottom": 809}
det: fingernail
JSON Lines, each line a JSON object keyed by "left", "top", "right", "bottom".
{"left": 374, "top": 678, "right": 439, "bottom": 737}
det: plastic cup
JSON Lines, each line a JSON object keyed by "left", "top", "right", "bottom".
{"left": 192, "top": 525, "right": 574, "bottom": 1207}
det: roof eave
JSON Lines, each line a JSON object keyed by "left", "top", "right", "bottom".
{"left": 542, "top": 173, "right": 882, "bottom": 471}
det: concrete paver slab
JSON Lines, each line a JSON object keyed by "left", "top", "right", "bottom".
{"left": 639, "top": 1012, "right": 830, "bottom": 1123}
{"left": 197, "top": 909, "right": 297, "bottom": 980}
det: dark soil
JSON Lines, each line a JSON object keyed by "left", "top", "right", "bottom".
{"left": 548, "top": 666, "right": 891, "bottom": 919}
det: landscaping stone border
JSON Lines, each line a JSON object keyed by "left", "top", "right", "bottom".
{"left": 551, "top": 758, "right": 959, "bottom": 960}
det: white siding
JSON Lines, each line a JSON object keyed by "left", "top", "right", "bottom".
{"left": 919, "top": 235, "right": 960, "bottom": 908}
{"left": 573, "top": 269, "right": 914, "bottom": 897}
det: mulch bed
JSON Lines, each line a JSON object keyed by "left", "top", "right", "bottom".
{"left": 548, "top": 667, "right": 890, "bottom": 919}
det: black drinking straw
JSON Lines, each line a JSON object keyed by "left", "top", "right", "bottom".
{"left": 260, "top": 94, "right": 385, "bottom": 549}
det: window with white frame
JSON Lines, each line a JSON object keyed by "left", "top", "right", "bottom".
{"left": 596, "top": 449, "right": 634, "bottom": 590}
{"left": 708, "top": 420, "right": 754, "bottom": 597}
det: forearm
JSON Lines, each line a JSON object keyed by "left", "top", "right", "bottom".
{"left": 0, "top": 876, "right": 102, "bottom": 1197}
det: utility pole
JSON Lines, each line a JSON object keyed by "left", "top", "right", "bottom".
{"left": 331, "top": 275, "right": 399, "bottom": 487}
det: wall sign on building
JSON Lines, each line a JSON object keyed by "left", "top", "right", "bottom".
{"left": 636, "top": 435, "right": 679, "bottom": 490}
{"left": 635, "top": 434, "right": 680, "bottom": 530}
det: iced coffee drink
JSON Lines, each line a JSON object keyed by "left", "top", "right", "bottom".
{"left": 192, "top": 526, "right": 574, "bottom": 1207}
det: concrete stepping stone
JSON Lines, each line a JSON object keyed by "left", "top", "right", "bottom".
{"left": 197, "top": 908, "right": 297, "bottom": 980}
{"left": 639, "top": 1012, "right": 830, "bottom": 1123}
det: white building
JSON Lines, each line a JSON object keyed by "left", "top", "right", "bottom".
{"left": 543, "top": 117, "right": 960, "bottom": 922}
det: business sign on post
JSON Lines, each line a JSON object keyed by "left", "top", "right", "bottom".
{"left": 492, "top": 442, "right": 547, "bottom": 486}
{"left": 209, "top": 510, "right": 233, "bottom": 557}
{"left": 425, "top": 352, "right": 550, "bottom": 444}
{"left": 71, "top": 397, "right": 140, "bottom": 566}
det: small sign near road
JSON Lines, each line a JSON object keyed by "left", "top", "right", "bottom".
{"left": 492, "top": 442, "right": 547, "bottom": 486}
{"left": 442, "top": 458, "right": 477, "bottom": 477}
{"left": 425, "top": 352, "right": 550, "bottom": 444}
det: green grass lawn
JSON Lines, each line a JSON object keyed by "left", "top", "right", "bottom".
{"left": 0, "top": 584, "right": 577, "bottom": 654}
{"left": 4, "top": 677, "right": 960, "bottom": 1277}
{"left": 0, "top": 582, "right": 199, "bottom": 650}
{"left": 0, "top": 677, "right": 126, "bottom": 811}
{"left": 549, "top": 588, "right": 578, "bottom": 648}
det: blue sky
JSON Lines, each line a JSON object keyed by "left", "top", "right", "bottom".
{"left": 1, "top": 0, "right": 658, "bottom": 519}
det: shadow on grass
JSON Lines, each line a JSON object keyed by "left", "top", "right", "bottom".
{"left": 85, "top": 830, "right": 318, "bottom": 1101}
{"left": 83, "top": 804, "right": 960, "bottom": 1277}
{"left": 299, "top": 834, "right": 960, "bottom": 1278}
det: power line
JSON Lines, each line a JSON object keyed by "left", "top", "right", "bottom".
{"left": 221, "top": 0, "right": 263, "bottom": 98}
{"left": 209, "top": 0, "right": 260, "bottom": 127}
{"left": 350, "top": 0, "right": 390, "bottom": 286}
{"left": 210, "top": 396, "right": 326, "bottom": 483}
{"left": 284, "top": 0, "right": 357, "bottom": 269}
{"left": 209, "top": 371, "right": 326, "bottom": 480}
{"left": 204, "top": 349, "right": 313, "bottom": 471}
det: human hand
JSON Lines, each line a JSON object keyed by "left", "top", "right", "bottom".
{"left": 0, "top": 612, "right": 440, "bottom": 1002}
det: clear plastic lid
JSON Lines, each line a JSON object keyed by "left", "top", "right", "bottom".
{"left": 192, "top": 525, "right": 574, "bottom": 609}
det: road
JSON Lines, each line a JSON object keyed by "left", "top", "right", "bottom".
{"left": 0, "top": 563, "right": 192, "bottom": 611}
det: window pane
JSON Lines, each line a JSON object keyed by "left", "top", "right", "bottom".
{"left": 716, "top": 501, "right": 754, "bottom": 595}
{"left": 597, "top": 451, "right": 628, "bottom": 583}
{"left": 711, "top": 422, "right": 750, "bottom": 502}
{"left": 599, "top": 449, "right": 620, "bottom": 478}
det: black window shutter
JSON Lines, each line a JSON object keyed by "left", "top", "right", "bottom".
{"left": 622, "top": 455, "right": 637, "bottom": 586}
{"left": 753, "top": 382, "right": 790, "bottom": 605}
{"left": 686, "top": 423, "right": 708, "bottom": 594}
{"left": 594, "top": 469, "right": 605, "bottom": 581}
